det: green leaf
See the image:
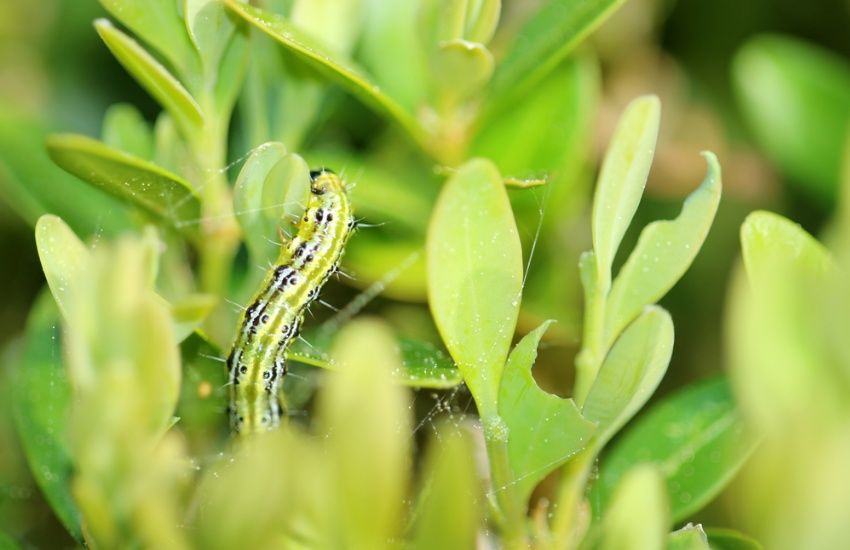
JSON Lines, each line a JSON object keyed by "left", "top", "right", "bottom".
{"left": 0, "top": 108, "right": 132, "bottom": 236}
{"left": 95, "top": 19, "right": 204, "bottom": 133}
{"left": 427, "top": 158, "right": 523, "bottom": 418}
{"left": 591, "top": 95, "right": 661, "bottom": 279}
{"left": 464, "top": 0, "right": 501, "bottom": 44}
{"left": 431, "top": 39, "right": 494, "bottom": 109}
{"left": 287, "top": 334, "right": 462, "bottom": 389}
{"left": 65, "top": 238, "right": 182, "bottom": 436}
{"left": 669, "top": 524, "right": 711, "bottom": 550}
{"left": 498, "top": 321, "right": 596, "bottom": 503}
{"left": 184, "top": 0, "right": 238, "bottom": 75}
{"left": 99, "top": 0, "right": 200, "bottom": 80}
{"left": 290, "top": 0, "right": 364, "bottom": 55}
{"left": 582, "top": 306, "right": 674, "bottom": 449}
{"left": 705, "top": 528, "right": 763, "bottom": 550}
{"left": 213, "top": 28, "right": 248, "bottom": 112}
{"left": 604, "top": 152, "right": 721, "bottom": 346}
{"left": 46, "top": 134, "right": 201, "bottom": 231}
{"left": 224, "top": 0, "right": 428, "bottom": 149}
{"left": 10, "top": 293, "right": 81, "bottom": 542}
{"left": 395, "top": 338, "right": 463, "bottom": 388}
{"left": 0, "top": 531, "right": 21, "bottom": 550}
{"left": 590, "top": 465, "right": 668, "bottom": 550}
{"left": 592, "top": 378, "right": 757, "bottom": 523}
{"left": 733, "top": 35, "right": 850, "bottom": 203}
{"left": 101, "top": 103, "right": 154, "bottom": 159}
{"left": 233, "top": 142, "right": 310, "bottom": 263}
{"left": 409, "top": 424, "right": 480, "bottom": 549}
{"left": 319, "top": 318, "right": 411, "bottom": 547}
{"left": 359, "top": 0, "right": 428, "bottom": 110}
{"left": 195, "top": 430, "right": 297, "bottom": 549}
{"left": 486, "top": 0, "right": 627, "bottom": 114}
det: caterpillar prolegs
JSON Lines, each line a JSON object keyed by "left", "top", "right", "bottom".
{"left": 226, "top": 168, "right": 355, "bottom": 434}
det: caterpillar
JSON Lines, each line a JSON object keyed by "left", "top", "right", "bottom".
{"left": 226, "top": 168, "right": 355, "bottom": 434}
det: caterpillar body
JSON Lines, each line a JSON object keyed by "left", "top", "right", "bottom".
{"left": 226, "top": 168, "right": 355, "bottom": 434}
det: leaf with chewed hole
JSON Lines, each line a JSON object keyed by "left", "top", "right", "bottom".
{"left": 498, "top": 321, "right": 596, "bottom": 503}
{"left": 604, "top": 152, "right": 721, "bottom": 346}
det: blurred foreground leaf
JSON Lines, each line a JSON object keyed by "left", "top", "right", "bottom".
{"left": 589, "top": 465, "right": 668, "bottom": 550}
{"left": 409, "top": 424, "right": 480, "bottom": 549}
{"left": 319, "top": 318, "right": 411, "bottom": 547}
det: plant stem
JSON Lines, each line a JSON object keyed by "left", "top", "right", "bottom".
{"left": 550, "top": 449, "right": 596, "bottom": 549}
{"left": 189, "top": 103, "right": 240, "bottom": 341}
{"left": 483, "top": 415, "right": 527, "bottom": 548}
{"left": 574, "top": 259, "right": 610, "bottom": 406}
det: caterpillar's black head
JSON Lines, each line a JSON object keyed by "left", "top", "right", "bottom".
{"left": 309, "top": 167, "right": 338, "bottom": 195}
{"left": 309, "top": 167, "right": 335, "bottom": 181}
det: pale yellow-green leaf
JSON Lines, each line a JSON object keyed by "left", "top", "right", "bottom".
{"left": 427, "top": 159, "right": 522, "bottom": 418}
{"left": 593, "top": 465, "right": 668, "bottom": 550}
{"left": 582, "top": 306, "right": 673, "bottom": 449}
{"left": 431, "top": 39, "right": 494, "bottom": 108}
{"left": 591, "top": 95, "right": 660, "bottom": 278}
{"left": 604, "top": 152, "right": 721, "bottom": 345}
{"left": 409, "top": 424, "right": 480, "bottom": 549}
